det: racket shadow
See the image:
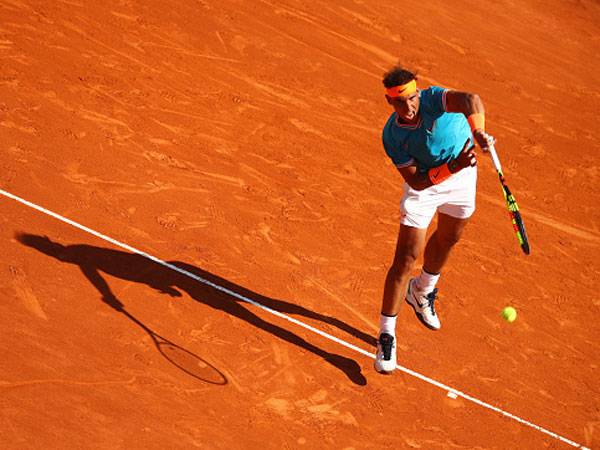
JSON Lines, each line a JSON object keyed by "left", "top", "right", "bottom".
{"left": 16, "top": 233, "right": 369, "bottom": 386}
{"left": 120, "top": 308, "right": 227, "bottom": 385}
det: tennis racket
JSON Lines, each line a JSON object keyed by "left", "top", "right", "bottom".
{"left": 487, "top": 144, "right": 530, "bottom": 255}
{"left": 120, "top": 309, "right": 227, "bottom": 385}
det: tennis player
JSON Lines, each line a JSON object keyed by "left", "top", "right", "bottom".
{"left": 375, "top": 66, "right": 495, "bottom": 373}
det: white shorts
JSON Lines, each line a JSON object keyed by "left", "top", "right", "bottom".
{"left": 400, "top": 165, "right": 477, "bottom": 229}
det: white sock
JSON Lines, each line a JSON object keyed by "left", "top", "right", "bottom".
{"left": 379, "top": 314, "right": 397, "bottom": 336}
{"left": 416, "top": 269, "right": 440, "bottom": 293}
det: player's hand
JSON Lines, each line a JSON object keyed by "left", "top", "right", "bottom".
{"left": 473, "top": 129, "right": 495, "bottom": 152}
{"left": 451, "top": 140, "right": 477, "bottom": 173}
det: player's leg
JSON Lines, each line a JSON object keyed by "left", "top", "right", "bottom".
{"left": 423, "top": 213, "right": 470, "bottom": 274}
{"left": 407, "top": 165, "right": 477, "bottom": 330}
{"left": 406, "top": 214, "right": 470, "bottom": 330}
{"left": 375, "top": 180, "right": 437, "bottom": 374}
{"left": 375, "top": 224, "right": 427, "bottom": 373}
{"left": 381, "top": 224, "right": 428, "bottom": 316}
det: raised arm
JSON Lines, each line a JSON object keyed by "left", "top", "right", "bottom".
{"left": 80, "top": 264, "right": 124, "bottom": 311}
{"left": 445, "top": 91, "right": 484, "bottom": 116}
{"left": 445, "top": 90, "right": 495, "bottom": 151}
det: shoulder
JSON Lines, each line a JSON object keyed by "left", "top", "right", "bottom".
{"left": 420, "top": 86, "right": 448, "bottom": 114}
{"left": 382, "top": 113, "right": 404, "bottom": 155}
{"left": 383, "top": 112, "right": 397, "bottom": 129}
{"left": 420, "top": 86, "right": 448, "bottom": 102}
{"left": 382, "top": 112, "right": 397, "bottom": 138}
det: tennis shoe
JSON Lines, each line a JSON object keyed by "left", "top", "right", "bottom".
{"left": 405, "top": 278, "right": 441, "bottom": 330}
{"left": 374, "top": 332, "right": 396, "bottom": 374}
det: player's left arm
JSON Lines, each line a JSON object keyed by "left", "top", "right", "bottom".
{"left": 444, "top": 91, "right": 495, "bottom": 151}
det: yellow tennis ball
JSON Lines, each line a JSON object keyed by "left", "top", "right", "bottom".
{"left": 502, "top": 306, "right": 517, "bottom": 322}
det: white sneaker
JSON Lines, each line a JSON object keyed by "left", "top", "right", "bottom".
{"left": 405, "top": 278, "right": 441, "bottom": 330}
{"left": 374, "top": 332, "right": 396, "bottom": 374}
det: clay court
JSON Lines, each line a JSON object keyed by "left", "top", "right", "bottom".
{"left": 1, "top": 0, "right": 599, "bottom": 448}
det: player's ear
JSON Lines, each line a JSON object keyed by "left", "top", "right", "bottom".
{"left": 385, "top": 94, "right": 393, "bottom": 104}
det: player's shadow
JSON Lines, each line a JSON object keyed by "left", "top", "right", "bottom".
{"left": 17, "top": 233, "right": 371, "bottom": 386}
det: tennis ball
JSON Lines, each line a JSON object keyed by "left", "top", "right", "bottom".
{"left": 502, "top": 306, "right": 517, "bottom": 323}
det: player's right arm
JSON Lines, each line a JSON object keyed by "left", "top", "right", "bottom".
{"left": 80, "top": 264, "right": 124, "bottom": 310}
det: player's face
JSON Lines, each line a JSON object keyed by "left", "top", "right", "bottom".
{"left": 387, "top": 91, "right": 420, "bottom": 123}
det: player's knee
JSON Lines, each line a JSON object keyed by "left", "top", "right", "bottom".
{"left": 387, "top": 266, "right": 405, "bottom": 286}
{"left": 390, "top": 252, "right": 418, "bottom": 277}
{"left": 437, "top": 231, "right": 462, "bottom": 248}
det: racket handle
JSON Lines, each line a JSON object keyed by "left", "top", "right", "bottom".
{"left": 487, "top": 144, "right": 503, "bottom": 174}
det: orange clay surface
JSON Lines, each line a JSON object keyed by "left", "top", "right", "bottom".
{"left": 1, "top": 1, "right": 599, "bottom": 449}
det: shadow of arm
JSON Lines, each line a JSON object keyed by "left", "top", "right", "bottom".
{"left": 80, "top": 264, "right": 124, "bottom": 311}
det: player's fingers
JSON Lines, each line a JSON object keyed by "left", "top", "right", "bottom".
{"left": 467, "top": 150, "right": 477, "bottom": 166}
{"left": 460, "top": 139, "right": 473, "bottom": 153}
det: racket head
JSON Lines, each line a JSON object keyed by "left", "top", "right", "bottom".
{"left": 121, "top": 309, "right": 227, "bottom": 384}
{"left": 503, "top": 186, "right": 530, "bottom": 255}
{"left": 512, "top": 210, "right": 530, "bottom": 255}
{"left": 156, "top": 341, "right": 227, "bottom": 385}
{"left": 492, "top": 148, "right": 530, "bottom": 255}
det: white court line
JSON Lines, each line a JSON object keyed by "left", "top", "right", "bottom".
{"left": 0, "top": 188, "right": 590, "bottom": 450}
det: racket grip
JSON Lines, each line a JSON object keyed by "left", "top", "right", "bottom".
{"left": 488, "top": 144, "right": 503, "bottom": 173}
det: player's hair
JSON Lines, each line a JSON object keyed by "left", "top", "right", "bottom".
{"left": 382, "top": 66, "right": 417, "bottom": 88}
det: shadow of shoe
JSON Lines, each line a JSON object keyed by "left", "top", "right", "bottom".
{"left": 325, "top": 354, "right": 367, "bottom": 386}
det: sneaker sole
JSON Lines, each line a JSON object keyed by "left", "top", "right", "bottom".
{"left": 404, "top": 296, "right": 441, "bottom": 331}
{"left": 374, "top": 364, "right": 395, "bottom": 375}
